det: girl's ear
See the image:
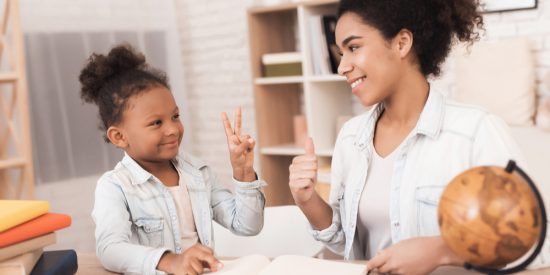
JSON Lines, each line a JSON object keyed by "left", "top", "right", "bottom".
{"left": 107, "top": 126, "right": 128, "bottom": 149}
{"left": 394, "top": 28, "right": 414, "bottom": 58}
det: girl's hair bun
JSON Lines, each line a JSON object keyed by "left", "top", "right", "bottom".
{"left": 79, "top": 44, "right": 145, "bottom": 104}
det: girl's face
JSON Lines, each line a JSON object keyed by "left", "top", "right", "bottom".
{"left": 336, "top": 12, "right": 403, "bottom": 107}
{"left": 118, "top": 86, "right": 183, "bottom": 166}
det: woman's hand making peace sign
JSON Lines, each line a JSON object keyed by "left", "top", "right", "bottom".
{"left": 222, "top": 107, "right": 256, "bottom": 182}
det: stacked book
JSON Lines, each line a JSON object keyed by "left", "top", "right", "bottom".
{"left": 0, "top": 200, "right": 76, "bottom": 275}
{"left": 262, "top": 52, "right": 303, "bottom": 77}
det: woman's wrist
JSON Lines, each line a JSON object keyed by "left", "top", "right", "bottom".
{"left": 435, "top": 236, "right": 464, "bottom": 266}
{"left": 157, "top": 251, "right": 175, "bottom": 273}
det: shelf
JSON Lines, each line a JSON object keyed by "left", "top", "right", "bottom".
{"left": 308, "top": 74, "right": 346, "bottom": 82}
{"left": 0, "top": 158, "right": 26, "bottom": 169}
{"left": 249, "top": 2, "right": 298, "bottom": 14}
{"left": 261, "top": 143, "right": 333, "bottom": 157}
{"left": 249, "top": 0, "right": 339, "bottom": 14}
{"left": 0, "top": 73, "right": 18, "bottom": 83}
{"left": 255, "top": 76, "right": 304, "bottom": 85}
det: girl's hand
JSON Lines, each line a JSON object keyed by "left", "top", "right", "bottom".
{"left": 289, "top": 138, "right": 318, "bottom": 205}
{"left": 157, "top": 244, "right": 222, "bottom": 275}
{"left": 222, "top": 107, "right": 256, "bottom": 182}
{"left": 366, "top": 236, "right": 463, "bottom": 275}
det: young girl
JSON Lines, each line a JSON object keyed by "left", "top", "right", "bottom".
{"left": 289, "top": 0, "right": 549, "bottom": 274}
{"left": 81, "top": 44, "right": 266, "bottom": 275}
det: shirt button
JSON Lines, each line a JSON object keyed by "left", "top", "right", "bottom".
{"left": 394, "top": 222, "right": 400, "bottom": 227}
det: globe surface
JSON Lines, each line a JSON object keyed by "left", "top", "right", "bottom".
{"left": 438, "top": 166, "right": 542, "bottom": 268}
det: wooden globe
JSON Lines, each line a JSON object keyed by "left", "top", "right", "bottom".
{"left": 438, "top": 166, "right": 543, "bottom": 268}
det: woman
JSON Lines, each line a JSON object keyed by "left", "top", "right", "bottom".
{"left": 288, "top": 0, "right": 545, "bottom": 274}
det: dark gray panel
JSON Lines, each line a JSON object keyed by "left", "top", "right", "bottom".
{"left": 25, "top": 34, "right": 70, "bottom": 182}
{"left": 144, "top": 31, "right": 167, "bottom": 72}
{"left": 113, "top": 32, "right": 139, "bottom": 49}
{"left": 51, "top": 33, "right": 106, "bottom": 177}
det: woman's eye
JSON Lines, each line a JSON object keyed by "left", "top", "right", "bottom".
{"left": 349, "top": 45, "right": 359, "bottom": 52}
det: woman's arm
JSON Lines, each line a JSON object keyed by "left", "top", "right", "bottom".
{"left": 366, "top": 236, "right": 463, "bottom": 275}
{"left": 289, "top": 138, "right": 333, "bottom": 230}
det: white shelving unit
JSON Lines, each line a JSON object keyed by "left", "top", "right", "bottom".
{"left": 248, "top": 0, "right": 359, "bottom": 205}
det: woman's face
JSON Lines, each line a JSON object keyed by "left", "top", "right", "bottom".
{"left": 336, "top": 12, "right": 403, "bottom": 107}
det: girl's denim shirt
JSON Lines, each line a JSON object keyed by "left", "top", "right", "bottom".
{"left": 92, "top": 152, "right": 266, "bottom": 274}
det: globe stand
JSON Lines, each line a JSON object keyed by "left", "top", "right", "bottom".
{"left": 463, "top": 160, "right": 547, "bottom": 275}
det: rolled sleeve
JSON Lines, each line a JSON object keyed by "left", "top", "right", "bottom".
{"left": 308, "top": 207, "right": 346, "bottom": 255}
{"left": 209, "top": 169, "right": 266, "bottom": 237}
{"left": 232, "top": 177, "right": 267, "bottom": 190}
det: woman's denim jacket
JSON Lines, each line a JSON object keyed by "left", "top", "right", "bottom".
{"left": 92, "top": 152, "right": 266, "bottom": 274}
{"left": 310, "top": 90, "right": 550, "bottom": 266}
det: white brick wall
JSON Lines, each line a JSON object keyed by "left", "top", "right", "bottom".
{"left": 175, "top": 0, "right": 257, "bottom": 185}
{"left": 176, "top": 1, "right": 550, "bottom": 183}
{"left": 432, "top": 1, "right": 550, "bottom": 97}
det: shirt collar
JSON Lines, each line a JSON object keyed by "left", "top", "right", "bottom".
{"left": 120, "top": 152, "right": 206, "bottom": 186}
{"left": 354, "top": 89, "right": 445, "bottom": 150}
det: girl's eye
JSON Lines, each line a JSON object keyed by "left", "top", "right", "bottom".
{"left": 172, "top": 113, "right": 180, "bottom": 120}
{"left": 151, "top": 120, "right": 162, "bottom": 126}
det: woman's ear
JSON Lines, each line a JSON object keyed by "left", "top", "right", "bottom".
{"left": 394, "top": 28, "right": 414, "bottom": 58}
{"left": 107, "top": 126, "right": 128, "bottom": 149}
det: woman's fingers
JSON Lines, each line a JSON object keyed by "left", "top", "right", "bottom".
{"left": 289, "top": 178, "right": 314, "bottom": 189}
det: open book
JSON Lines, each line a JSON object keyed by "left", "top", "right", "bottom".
{"left": 205, "top": 254, "right": 368, "bottom": 275}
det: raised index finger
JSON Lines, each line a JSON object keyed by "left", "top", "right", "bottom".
{"left": 234, "top": 107, "right": 242, "bottom": 137}
{"left": 221, "top": 112, "right": 234, "bottom": 138}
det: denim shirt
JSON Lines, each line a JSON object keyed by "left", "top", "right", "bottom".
{"left": 92, "top": 152, "right": 266, "bottom": 275}
{"left": 310, "top": 90, "right": 537, "bottom": 260}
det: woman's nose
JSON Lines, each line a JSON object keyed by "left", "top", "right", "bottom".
{"left": 337, "top": 58, "right": 352, "bottom": 76}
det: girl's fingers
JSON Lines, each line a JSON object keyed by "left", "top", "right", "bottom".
{"left": 221, "top": 112, "right": 234, "bottom": 138}
{"left": 234, "top": 107, "right": 242, "bottom": 137}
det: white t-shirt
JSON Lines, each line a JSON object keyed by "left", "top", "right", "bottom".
{"left": 356, "top": 141, "right": 398, "bottom": 259}
{"left": 168, "top": 171, "right": 199, "bottom": 252}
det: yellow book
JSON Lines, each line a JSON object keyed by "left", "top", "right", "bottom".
{"left": 0, "top": 233, "right": 55, "bottom": 262}
{"left": 0, "top": 200, "right": 49, "bottom": 232}
{"left": 0, "top": 249, "right": 43, "bottom": 275}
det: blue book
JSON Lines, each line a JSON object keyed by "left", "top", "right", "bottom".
{"left": 30, "top": 250, "right": 78, "bottom": 275}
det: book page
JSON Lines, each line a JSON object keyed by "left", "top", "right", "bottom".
{"left": 259, "top": 255, "right": 368, "bottom": 275}
{"left": 205, "top": 254, "right": 271, "bottom": 275}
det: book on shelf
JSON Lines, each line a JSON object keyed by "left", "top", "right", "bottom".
{"left": 0, "top": 200, "right": 49, "bottom": 232}
{"left": 30, "top": 250, "right": 78, "bottom": 275}
{"left": 0, "top": 213, "right": 72, "bottom": 248}
{"left": 308, "top": 15, "right": 331, "bottom": 76}
{"left": 0, "top": 233, "right": 56, "bottom": 262}
{"left": 206, "top": 254, "right": 368, "bottom": 275}
{"left": 262, "top": 52, "right": 303, "bottom": 77}
{"left": 0, "top": 249, "right": 42, "bottom": 275}
{"left": 321, "top": 15, "right": 341, "bottom": 74}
